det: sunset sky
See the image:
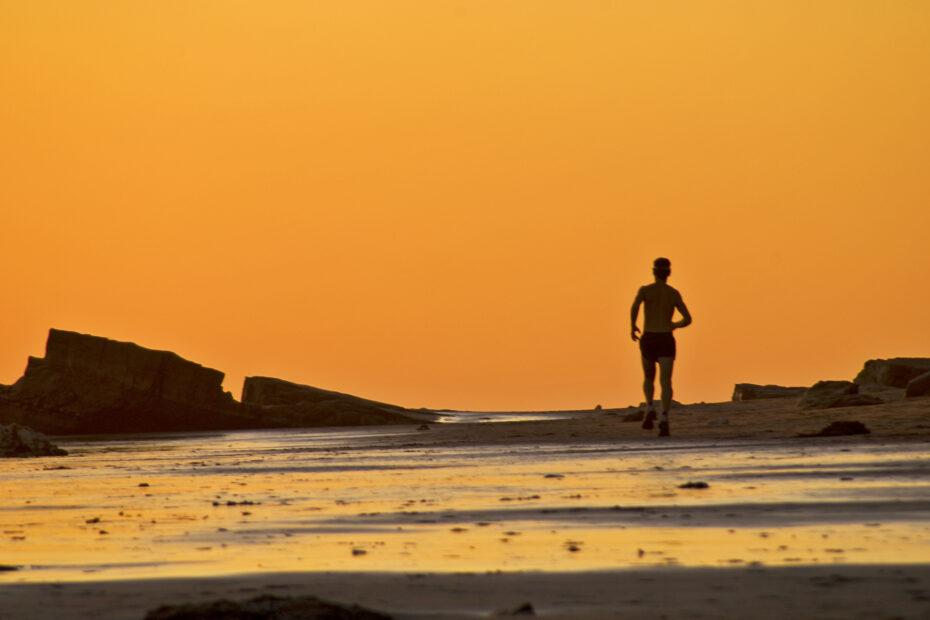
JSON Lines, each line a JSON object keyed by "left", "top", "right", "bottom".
{"left": 2, "top": 2, "right": 928, "bottom": 410}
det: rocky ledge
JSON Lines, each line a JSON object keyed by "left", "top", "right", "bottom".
{"left": 799, "top": 380, "right": 883, "bottom": 410}
{"left": 0, "top": 329, "right": 427, "bottom": 435}
{"left": 732, "top": 384, "right": 806, "bottom": 401}
{"left": 0, "top": 423, "right": 67, "bottom": 457}
{"left": 241, "top": 376, "right": 426, "bottom": 427}
{"left": 855, "top": 358, "right": 930, "bottom": 388}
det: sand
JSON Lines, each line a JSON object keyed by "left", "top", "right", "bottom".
{"left": 0, "top": 394, "right": 928, "bottom": 618}
{"left": 3, "top": 565, "right": 930, "bottom": 619}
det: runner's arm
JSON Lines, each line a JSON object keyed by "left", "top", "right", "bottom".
{"left": 673, "top": 292, "right": 692, "bottom": 329}
{"left": 630, "top": 287, "right": 644, "bottom": 341}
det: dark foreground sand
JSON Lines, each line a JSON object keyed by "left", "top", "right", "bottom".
{"left": 2, "top": 565, "right": 929, "bottom": 619}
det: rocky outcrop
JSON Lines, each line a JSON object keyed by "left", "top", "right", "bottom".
{"left": 732, "top": 384, "right": 806, "bottom": 401}
{"left": 855, "top": 358, "right": 930, "bottom": 388}
{"left": 0, "top": 329, "right": 252, "bottom": 435}
{"left": 0, "top": 423, "right": 67, "bottom": 457}
{"left": 241, "top": 377, "right": 427, "bottom": 427}
{"left": 0, "top": 329, "right": 431, "bottom": 435}
{"left": 807, "top": 393, "right": 883, "bottom": 410}
{"left": 799, "top": 380, "right": 859, "bottom": 410}
{"left": 906, "top": 371, "right": 930, "bottom": 398}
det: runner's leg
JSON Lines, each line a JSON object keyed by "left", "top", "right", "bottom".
{"left": 641, "top": 355, "right": 657, "bottom": 429}
{"left": 641, "top": 355, "right": 656, "bottom": 409}
{"left": 658, "top": 357, "right": 674, "bottom": 423}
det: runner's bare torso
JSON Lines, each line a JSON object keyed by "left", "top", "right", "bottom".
{"left": 637, "top": 282, "right": 686, "bottom": 333}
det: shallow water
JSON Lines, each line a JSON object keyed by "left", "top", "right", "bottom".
{"left": 1, "top": 427, "right": 929, "bottom": 582}
{"left": 437, "top": 410, "right": 583, "bottom": 423}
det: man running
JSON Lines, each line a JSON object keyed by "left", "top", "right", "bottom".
{"left": 630, "top": 257, "right": 692, "bottom": 437}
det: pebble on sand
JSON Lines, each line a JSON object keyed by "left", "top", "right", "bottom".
{"left": 678, "top": 481, "right": 710, "bottom": 489}
{"left": 798, "top": 421, "right": 871, "bottom": 438}
{"left": 495, "top": 602, "right": 536, "bottom": 616}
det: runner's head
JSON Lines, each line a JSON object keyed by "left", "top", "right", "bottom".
{"left": 653, "top": 257, "right": 671, "bottom": 281}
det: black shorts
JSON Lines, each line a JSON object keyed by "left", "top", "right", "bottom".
{"left": 640, "top": 331, "right": 676, "bottom": 363}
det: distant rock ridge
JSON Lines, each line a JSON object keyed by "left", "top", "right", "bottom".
{"left": 799, "top": 380, "right": 883, "bottom": 410}
{"left": 735, "top": 356, "right": 930, "bottom": 410}
{"left": 855, "top": 358, "right": 930, "bottom": 388}
{"left": 242, "top": 376, "right": 422, "bottom": 427}
{"left": 732, "top": 384, "right": 806, "bottom": 401}
{"left": 0, "top": 329, "right": 426, "bottom": 435}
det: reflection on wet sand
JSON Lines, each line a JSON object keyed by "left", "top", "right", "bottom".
{"left": 1, "top": 427, "right": 929, "bottom": 582}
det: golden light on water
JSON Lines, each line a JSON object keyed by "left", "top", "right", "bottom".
{"left": 3, "top": 429, "right": 928, "bottom": 582}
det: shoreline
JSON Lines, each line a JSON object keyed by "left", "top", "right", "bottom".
{"left": 46, "top": 394, "right": 930, "bottom": 447}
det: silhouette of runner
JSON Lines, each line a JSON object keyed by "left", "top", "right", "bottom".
{"left": 630, "top": 257, "right": 692, "bottom": 437}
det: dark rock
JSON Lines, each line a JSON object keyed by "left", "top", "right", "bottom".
{"left": 678, "top": 481, "right": 710, "bottom": 489}
{"left": 0, "top": 329, "right": 247, "bottom": 435}
{"left": 0, "top": 328, "right": 430, "bottom": 434}
{"left": 905, "top": 371, "right": 930, "bottom": 398}
{"left": 0, "top": 423, "right": 67, "bottom": 457}
{"left": 798, "top": 421, "right": 871, "bottom": 438}
{"left": 495, "top": 602, "right": 536, "bottom": 616}
{"left": 144, "top": 594, "right": 391, "bottom": 619}
{"left": 417, "top": 424, "right": 430, "bottom": 431}
{"left": 622, "top": 410, "right": 645, "bottom": 422}
{"left": 824, "top": 394, "right": 883, "bottom": 408}
{"left": 799, "top": 381, "right": 859, "bottom": 409}
{"left": 855, "top": 358, "right": 930, "bottom": 388}
{"left": 241, "top": 377, "right": 424, "bottom": 427}
{"left": 798, "top": 380, "right": 883, "bottom": 410}
{"left": 0, "top": 565, "right": 19, "bottom": 572}
{"left": 732, "top": 384, "right": 806, "bottom": 401}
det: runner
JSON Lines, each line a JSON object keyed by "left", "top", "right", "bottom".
{"left": 630, "top": 257, "right": 692, "bottom": 437}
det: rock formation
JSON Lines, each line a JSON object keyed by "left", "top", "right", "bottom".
{"left": 0, "top": 329, "right": 426, "bottom": 435}
{"left": 0, "top": 329, "right": 250, "bottom": 435}
{"left": 0, "top": 423, "right": 67, "bottom": 457}
{"left": 732, "top": 384, "right": 806, "bottom": 401}
{"left": 906, "top": 371, "right": 930, "bottom": 398}
{"left": 241, "top": 376, "right": 425, "bottom": 427}
{"left": 855, "top": 358, "right": 930, "bottom": 388}
{"left": 799, "top": 380, "right": 870, "bottom": 410}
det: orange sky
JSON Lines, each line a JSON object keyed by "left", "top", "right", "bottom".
{"left": 2, "top": 2, "right": 928, "bottom": 410}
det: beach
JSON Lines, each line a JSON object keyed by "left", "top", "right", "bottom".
{"left": 1, "top": 395, "right": 929, "bottom": 617}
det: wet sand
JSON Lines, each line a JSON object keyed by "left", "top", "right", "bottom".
{"left": 1, "top": 394, "right": 929, "bottom": 617}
